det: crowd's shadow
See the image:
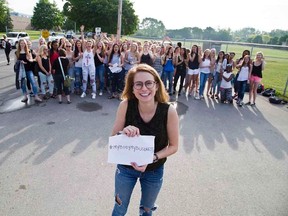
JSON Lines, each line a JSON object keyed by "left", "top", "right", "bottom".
{"left": 174, "top": 95, "right": 288, "bottom": 159}
{"left": 0, "top": 99, "right": 112, "bottom": 166}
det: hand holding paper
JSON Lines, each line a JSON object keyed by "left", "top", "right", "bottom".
{"left": 108, "top": 135, "right": 155, "bottom": 166}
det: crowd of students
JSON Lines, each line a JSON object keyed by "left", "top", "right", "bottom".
{"left": 11, "top": 28, "right": 265, "bottom": 106}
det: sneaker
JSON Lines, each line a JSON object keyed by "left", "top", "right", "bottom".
{"left": 29, "top": 92, "right": 35, "bottom": 97}
{"left": 200, "top": 95, "right": 204, "bottom": 99}
{"left": 194, "top": 96, "right": 200, "bottom": 100}
{"left": 92, "top": 93, "right": 96, "bottom": 99}
{"left": 99, "top": 91, "right": 103, "bottom": 96}
{"left": 80, "top": 92, "right": 86, "bottom": 98}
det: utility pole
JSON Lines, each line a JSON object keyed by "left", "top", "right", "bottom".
{"left": 116, "top": 0, "right": 123, "bottom": 41}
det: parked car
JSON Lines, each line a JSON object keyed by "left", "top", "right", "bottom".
{"left": 48, "top": 32, "right": 66, "bottom": 42}
{"left": 5, "top": 32, "right": 30, "bottom": 48}
{"left": 85, "top": 32, "right": 96, "bottom": 39}
{"left": 66, "top": 30, "right": 75, "bottom": 39}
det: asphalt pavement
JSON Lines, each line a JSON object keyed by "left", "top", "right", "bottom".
{"left": 0, "top": 47, "right": 288, "bottom": 216}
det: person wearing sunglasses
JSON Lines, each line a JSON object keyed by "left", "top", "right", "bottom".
{"left": 65, "top": 42, "right": 75, "bottom": 93}
{"left": 111, "top": 64, "right": 179, "bottom": 216}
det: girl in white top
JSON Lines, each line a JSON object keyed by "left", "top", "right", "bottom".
{"left": 80, "top": 25, "right": 97, "bottom": 99}
{"left": 212, "top": 50, "right": 226, "bottom": 99}
{"left": 198, "top": 49, "right": 211, "bottom": 98}
{"left": 236, "top": 55, "right": 251, "bottom": 106}
{"left": 220, "top": 65, "right": 234, "bottom": 103}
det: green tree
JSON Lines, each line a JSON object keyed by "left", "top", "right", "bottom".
{"left": 252, "top": 35, "right": 263, "bottom": 44}
{"left": 215, "top": 29, "right": 232, "bottom": 41}
{"left": 262, "top": 34, "right": 270, "bottom": 44}
{"left": 63, "top": 0, "right": 138, "bottom": 35}
{"left": 269, "top": 29, "right": 288, "bottom": 38}
{"left": 31, "top": 0, "right": 64, "bottom": 30}
{"left": 0, "top": 0, "right": 13, "bottom": 32}
{"left": 137, "top": 17, "right": 166, "bottom": 38}
{"left": 268, "top": 36, "right": 279, "bottom": 45}
{"left": 62, "top": 17, "right": 76, "bottom": 31}
{"left": 203, "top": 27, "right": 216, "bottom": 40}
{"left": 279, "top": 35, "right": 288, "bottom": 45}
{"left": 191, "top": 27, "right": 203, "bottom": 39}
{"left": 233, "top": 27, "right": 257, "bottom": 42}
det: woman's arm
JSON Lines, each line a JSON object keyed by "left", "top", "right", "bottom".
{"left": 111, "top": 100, "right": 129, "bottom": 136}
{"left": 154, "top": 105, "right": 179, "bottom": 160}
{"left": 37, "top": 56, "right": 48, "bottom": 74}
{"left": 80, "top": 25, "right": 86, "bottom": 51}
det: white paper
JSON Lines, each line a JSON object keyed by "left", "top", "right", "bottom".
{"left": 108, "top": 135, "right": 155, "bottom": 166}
{"left": 109, "top": 63, "right": 122, "bottom": 73}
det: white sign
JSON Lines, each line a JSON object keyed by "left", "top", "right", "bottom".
{"left": 95, "top": 27, "right": 101, "bottom": 36}
{"left": 108, "top": 135, "right": 155, "bottom": 166}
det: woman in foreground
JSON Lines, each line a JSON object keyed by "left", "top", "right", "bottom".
{"left": 111, "top": 64, "right": 179, "bottom": 216}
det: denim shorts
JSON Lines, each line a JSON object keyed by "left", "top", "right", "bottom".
{"left": 112, "top": 164, "right": 164, "bottom": 216}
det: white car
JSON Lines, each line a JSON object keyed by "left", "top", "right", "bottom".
{"left": 48, "top": 32, "right": 66, "bottom": 42}
{"left": 6, "top": 32, "right": 30, "bottom": 48}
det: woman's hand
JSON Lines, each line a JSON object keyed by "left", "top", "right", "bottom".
{"left": 122, "top": 125, "right": 140, "bottom": 137}
{"left": 131, "top": 162, "right": 147, "bottom": 172}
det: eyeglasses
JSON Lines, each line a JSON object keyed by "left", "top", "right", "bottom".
{"left": 66, "top": 46, "right": 71, "bottom": 48}
{"left": 133, "top": 80, "right": 157, "bottom": 90}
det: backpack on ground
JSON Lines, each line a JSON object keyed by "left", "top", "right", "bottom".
{"left": 269, "top": 96, "right": 283, "bottom": 104}
{"left": 262, "top": 88, "right": 276, "bottom": 97}
{"left": 245, "top": 83, "right": 264, "bottom": 93}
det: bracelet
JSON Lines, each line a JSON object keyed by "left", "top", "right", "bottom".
{"left": 153, "top": 153, "right": 159, "bottom": 163}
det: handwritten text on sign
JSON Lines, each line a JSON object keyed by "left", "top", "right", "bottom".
{"left": 108, "top": 135, "right": 155, "bottom": 166}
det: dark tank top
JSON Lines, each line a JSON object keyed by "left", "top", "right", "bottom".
{"left": 94, "top": 52, "right": 104, "bottom": 67}
{"left": 188, "top": 53, "right": 200, "bottom": 70}
{"left": 18, "top": 53, "right": 34, "bottom": 72}
{"left": 39, "top": 57, "right": 50, "bottom": 74}
{"left": 251, "top": 62, "right": 262, "bottom": 78}
{"left": 125, "top": 99, "right": 170, "bottom": 171}
{"left": 140, "top": 53, "right": 153, "bottom": 66}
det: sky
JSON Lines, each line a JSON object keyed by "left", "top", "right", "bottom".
{"left": 6, "top": 0, "right": 288, "bottom": 32}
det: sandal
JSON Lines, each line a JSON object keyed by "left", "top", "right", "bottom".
{"left": 21, "top": 97, "right": 28, "bottom": 103}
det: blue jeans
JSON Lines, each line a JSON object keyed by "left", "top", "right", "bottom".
{"left": 74, "top": 67, "right": 82, "bottom": 90}
{"left": 112, "top": 164, "right": 164, "bottom": 216}
{"left": 96, "top": 64, "right": 105, "bottom": 91}
{"left": 199, "top": 72, "right": 210, "bottom": 96}
{"left": 68, "top": 66, "right": 75, "bottom": 92}
{"left": 212, "top": 72, "right": 221, "bottom": 95}
{"left": 162, "top": 71, "right": 174, "bottom": 94}
{"left": 111, "top": 72, "right": 122, "bottom": 93}
{"left": 21, "top": 70, "right": 38, "bottom": 95}
{"left": 237, "top": 80, "right": 247, "bottom": 101}
{"left": 38, "top": 72, "right": 54, "bottom": 95}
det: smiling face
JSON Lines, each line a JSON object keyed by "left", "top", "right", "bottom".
{"left": 133, "top": 72, "right": 158, "bottom": 102}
